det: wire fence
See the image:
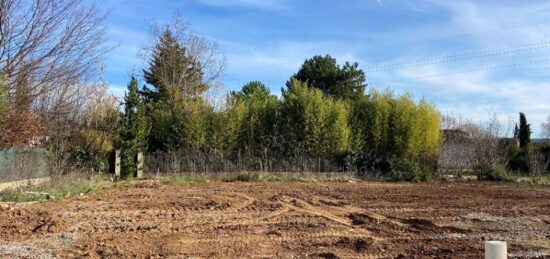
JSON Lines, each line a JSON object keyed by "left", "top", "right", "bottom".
{"left": 143, "top": 150, "right": 349, "bottom": 175}
{"left": 0, "top": 148, "right": 49, "bottom": 183}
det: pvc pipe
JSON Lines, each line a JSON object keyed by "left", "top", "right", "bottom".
{"left": 485, "top": 241, "right": 507, "bottom": 259}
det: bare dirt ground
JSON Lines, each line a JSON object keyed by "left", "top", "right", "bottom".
{"left": 0, "top": 181, "right": 549, "bottom": 258}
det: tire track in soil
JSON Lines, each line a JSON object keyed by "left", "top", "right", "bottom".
{"left": 1, "top": 181, "right": 549, "bottom": 258}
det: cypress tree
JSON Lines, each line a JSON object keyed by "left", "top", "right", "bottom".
{"left": 119, "top": 75, "right": 150, "bottom": 177}
{"left": 518, "top": 112, "right": 531, "bottom": 148}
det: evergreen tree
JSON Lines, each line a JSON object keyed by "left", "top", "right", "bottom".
{"left": 119, "top": 75, "right": 150, "bottom": 177}
{"left": 232, "top": 81, "right": 270, "bottom": 99}
{"left": 287, "top": 55, "right": 366, "bottom": 100}
{"left": 141, "top": 29, "right": 211, "bottom": 151}
{"left": 141, "top": 29, "right": 206, "bottom": 103}
{"left": 518, "top": 112, "right": 531, "bottom": 148}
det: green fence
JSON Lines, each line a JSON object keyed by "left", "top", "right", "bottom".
{"left": 0, "top": 148, "right": 49, "bottom": 182}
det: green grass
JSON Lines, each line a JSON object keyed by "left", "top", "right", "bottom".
{"left": 0, "top": 192, "right": 47, "bottom": 203}
{"left": 152, "top": 172, "right": 359, "bottom": 183}
{"left": 0, "top": 183, "right": 98, "bottom": 203}
{"left": 47, "top": 183, "right": 97, "bottom": 198}
{"left": 160, "top": 176, "right": 206, "bottom": 185}
{"left": 219, "top": 172, "right": 358, "bottom": 183}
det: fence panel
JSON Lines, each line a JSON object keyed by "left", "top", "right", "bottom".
{"left": 0, "top": 148, "right": 49, "bottom": 182}
{"left": 144, "top": 150, "right": 348, "bottom": 174}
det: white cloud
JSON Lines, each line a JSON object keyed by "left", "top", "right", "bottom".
{"left": 364, "top": 1, "right": 550, "bottom": 136}
{"left": 428, "top": 1, "right": 550, "bottom": 47}
{"left": 224, "top": 40, "right": 365, "bottom": 83}
{"left": 393, "top": 63, "right": 550, "bottom": 137}
{"left": 108, "top": 84, "right": 127, "bottom": 99}
{"left": 100, "top": 0, "right": 550, "bottom": 136}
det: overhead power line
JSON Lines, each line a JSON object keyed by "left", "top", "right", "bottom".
{"left": 367, "top": 41, "right": 550, "bottom": 72}
{"left": 368, "top": 57, "right": 550, "bottom": 85}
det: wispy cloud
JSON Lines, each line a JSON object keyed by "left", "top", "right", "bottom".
{"left": 100, "top": 0, "right": 550, "bottom": 135}
{"left": 362, "top": 0, "right": 550, "bottom": 136}
{"left": 107, "top": 84, "right": 127, "bottom": 99}
{"left": 222, "top": 40, "right": 365, "bottom": 90}
{"left": 391, "top": 63, "right": 550, "bottom": 136}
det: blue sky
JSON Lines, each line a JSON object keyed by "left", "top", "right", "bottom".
{"left": 101, "top": 0, "right": 550, "bottom": 137}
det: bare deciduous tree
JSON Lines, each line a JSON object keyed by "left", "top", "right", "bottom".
{"left": 48, "top": 80, "right": 119, "bottom": 174}
{"left": 439, "top": 112, "right": 513, "bottom": 177}
{"left": 439, "top": 114, "right": 475, "bottom": 178}
{"left": 0, "top": 0, "right": 109, "bottom": 134}
{"left": 466, "top": 112, "right": 513, "bottom": 171}
{"left": 527, "top": 146, "right": 549, "bottom": 177}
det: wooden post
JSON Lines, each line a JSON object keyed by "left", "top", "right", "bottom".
{"left": 114, "top": 150, "right": 121, "bottom": 178}
{"left": 136, "top": 152, "right": 144, "bottom": 178}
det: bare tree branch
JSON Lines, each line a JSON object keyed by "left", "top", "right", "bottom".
{"left": 0, "top": 0, "right": 110, "bottom": 145}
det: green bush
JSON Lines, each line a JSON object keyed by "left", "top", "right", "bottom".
{"left": 235, "top": 172, "right": 261, "bottom": 182}
{"left": 508, "top": 144, "right": 550, "bottom": 175}
{"left": 387, "top": 157, "right": 430, "bottom": 182}
{"left": 348, "top": 90, "right": 440, "bottom": 177}
{"left": 477, "top": 163, "right": 508, "bottom": 181}
{"left": 280, "top": 79, "right": 350, "bottom": 158}
{"left": 66, "top": 144, "right": 105, "bottom": 172}
{"left": 508, "top": 145, "right": 529, "bottom": 174}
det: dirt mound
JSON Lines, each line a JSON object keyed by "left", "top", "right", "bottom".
{"left": 0, "top": 207, "right": 65, "bottom": 242}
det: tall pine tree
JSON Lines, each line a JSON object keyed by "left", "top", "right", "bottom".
{"left": 119, "top": 75, "right": 150, "bottom": 177}
{"left": 286, "top": 55, "right": 366, "bottom": 100}
{"left": 140, "top": 29, "right": 214, "bottom": 151}
{"left": 518, "top": 112, "right": 531, "bottom": 148}
{"left": 141, "top": 29, "right": 206, "bottom": 103}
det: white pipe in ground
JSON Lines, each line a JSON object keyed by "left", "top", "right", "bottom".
{"left": 485, "top": 241, "right": 507, "bottom": 259}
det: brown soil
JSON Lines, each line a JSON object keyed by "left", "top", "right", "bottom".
{"left": 1, "top": 181, "right": 549, "bottom": 258}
